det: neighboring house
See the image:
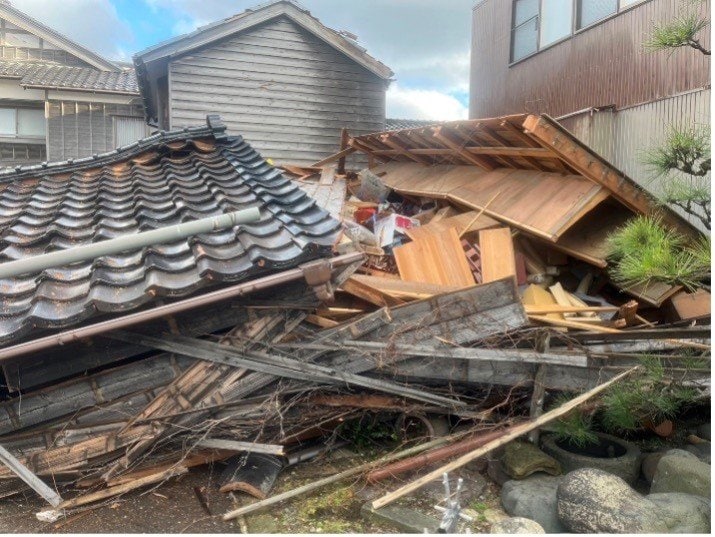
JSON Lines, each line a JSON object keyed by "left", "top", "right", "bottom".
{"left": 470, "top": 0, "right": 710, "bottom": 229}
{"left": 0, "top": 0, "right": 145, "bottom": 168}
{"left": 134, "top": 0, "right": 393, "bottom": 165}
{"left": 385, "top": 118, "right": 440, "bottom": 130}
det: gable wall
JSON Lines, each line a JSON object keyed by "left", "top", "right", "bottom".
{"left": 169, "top": 16, "right": 386, "bottom": 165}
{"left": 0, "top": 17, "right": 94, "bottom": 67}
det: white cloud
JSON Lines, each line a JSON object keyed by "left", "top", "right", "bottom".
{"left": 386, "top": 85, "right": 468, "bottom": 121}
{"left": 15, "top": 0, "right": 134, "bottom": 61}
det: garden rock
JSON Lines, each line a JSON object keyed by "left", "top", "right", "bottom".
{"left": 501, "top": 474, "right": 565, "bottom": 533}
{"left": 490, "top": 517, "right": 545, "bottom": 534}
{"left": 541, "top": 432, "right": 641, "bottom": 484}
{"left": 641, "top": 452, "right": 665, "bottom": 484}
{"left": 685, "top": 443, "right": 711, "bottom": 464}
{"left": 502, "top": 441, "right": 561, "bottom": 479}
{"left": 556, "top": 468, "right": 668, "bottom": 533}
{"left": 647, "top": 492, "right": 711, "bottom": 533}
{"left": 651, "top": 449, "right": 711, "bottom": 497}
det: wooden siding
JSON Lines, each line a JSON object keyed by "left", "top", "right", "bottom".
{"left": 470, "top": 0, "right": 711, "bottom": 118}
{"left": 0, "top": 141, "right": 45, "bottom": 167}
{"left": 47, "top": 101, "right": 144, "bottom": 161}
{"left": 0, "top": 17, "right": 93, "bottom": 67}
{"left": 169, "top": 16, "right": 386, "bottom": 165}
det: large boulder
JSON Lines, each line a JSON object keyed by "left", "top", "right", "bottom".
{"left": 556, "top": 468, "right": 668, "bottom": 533}
{"left": 490, "top": 517, "right": 545, "bottom": 534}
{"left": 501, "top": 474, "right": 565, "bottom": 533}
{"left": 651, "top": 449, "right": 711, "bottom": 497}
{"left": 647, "top": 492, "right": 711, "bottom": 533}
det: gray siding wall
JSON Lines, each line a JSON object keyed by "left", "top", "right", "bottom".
{"left": 47, "top": 101, "right": 145, "bottom": 161}
{"left": 169, "top": 16, "right": 386, "bottom": 165}
{"left": 562, "top": 88, "right": 711, "bottom": 232}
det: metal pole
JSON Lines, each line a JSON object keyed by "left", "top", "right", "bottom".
{"left": 0, "top": 207, "right": 261, "bottom": 279}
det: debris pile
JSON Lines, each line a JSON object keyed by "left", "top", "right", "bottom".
{"left": 0, "top": 114, "right": 709, "bottom": 524}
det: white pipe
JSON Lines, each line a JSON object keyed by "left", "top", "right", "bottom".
{"left": 0, "top": 207, "right": 261, "bottom": 279}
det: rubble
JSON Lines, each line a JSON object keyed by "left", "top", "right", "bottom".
{"left": 0, "top": 113, "right": 709, "bottom": 526}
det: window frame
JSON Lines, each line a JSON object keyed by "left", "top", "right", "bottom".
{"left": 0, "top": 106, "right": 47, "bottom": 142}
{"left": 509, "top": 0, "right": 651, "bottom": 65}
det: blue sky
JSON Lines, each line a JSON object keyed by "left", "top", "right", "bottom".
{"left": 17, "top": 0, "right": 474, "bottom": 119}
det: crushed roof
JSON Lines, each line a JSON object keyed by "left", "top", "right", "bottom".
{"left": 0, "top": 59, "right": 139, "bottom": 94}
{"left": 0, "top": 115, "right": 340, "bottom": 344}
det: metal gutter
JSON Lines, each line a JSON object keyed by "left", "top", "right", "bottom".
{"left": 0, "top": 251, "right": 365, "bottom": 361}
{"left": 0, "top": 208, "right": 261, "bottom": 279}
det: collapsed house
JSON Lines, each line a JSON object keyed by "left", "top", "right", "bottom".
{"left": 0, "top": 113, "right": 709, "bottom": 521}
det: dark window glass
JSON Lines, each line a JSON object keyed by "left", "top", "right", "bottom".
{"left": 578, "top": 0, "right": 618, "bottom": 28}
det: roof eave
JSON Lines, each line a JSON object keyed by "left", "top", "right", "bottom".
{"left": 21, "top": 84, "right": 140, "bottom": 96}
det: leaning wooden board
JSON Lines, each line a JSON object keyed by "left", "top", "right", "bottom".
{"left": 479, "top": 228, "right": 516, "bottom": 283}
{"left": 406, "top": 211, "right": 500, "bottom": 242}
{"left": 394, "top": 227, "right": 475, "bottom": 287}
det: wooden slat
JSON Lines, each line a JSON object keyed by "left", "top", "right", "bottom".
{"left": 522, "top": 284, "right": 563, "bottom": 320}
{"left": 406, "top": 211, "right": 500, "bottom": 242}
{"left": 479, "top": 228, "right": 516, "bottom": 283}
{"left": 394, "top": 228, "right": 475, "bottom": 287}
{"left": 345, "top": 274, "right": 462, "bottom": 301}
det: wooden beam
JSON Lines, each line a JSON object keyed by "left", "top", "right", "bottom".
{"left": 521, "top": 115, "right": 699, "bottom": 239}
{"left": 432, "top": 126, "right": 496, "bottom": 170}
{"left": 310, "top": 146, "right": 356, "bottom": 169}
{"left": 370, "top": 366, "right": 640, "bottom": 509}
{"left": 195, "top": 439, "right": 285, "bottom": 456}
{"left": 378, "top": 134, "right": 432, "bottom": 165}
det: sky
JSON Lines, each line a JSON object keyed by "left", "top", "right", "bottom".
{"left": 15, "top": 0, "right": 475, "bottom": 120}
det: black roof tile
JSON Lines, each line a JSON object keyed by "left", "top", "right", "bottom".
{"left": 0, "top": 116, "right": 340, "bottom": 344}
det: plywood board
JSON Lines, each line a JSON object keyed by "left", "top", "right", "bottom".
{"left": 522, "top": 284, "right": 563, "bottom": 320}
{"left": 298, "top": 177, "right": 347, "bottom": 221}
{"left": 394, "top": 227, "right": 475, "bottom": 287}
{"left": 479, "top": 228, "right": 516, "bottom": 284}
{"left": 373, "top": 162, "right": 609, "bottom": 241}
{"left": 406, "top": 211, "right": 500, "bottom": 242}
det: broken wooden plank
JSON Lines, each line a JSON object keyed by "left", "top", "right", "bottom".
{"left": 196, "top": 439, "right": 285, "bottom": 456}
{"left": 0, "top": 443, "right": 62, "bottom": 507}
{"left": 480, "top": 228, "right": 516, "bottom": 283}
{"left": 549, "top": 282, "right": 576, "bottom": 318}
{"left": 394, "top": 227, "right": 475, "bottom": 287}
{"left": 343, "top": 275, "right": 461, "bottom": 303}
{"left": 405, "top": 211, "right": 499, "bottom": 242}
{"left": 522, "top": 284, "right": 563, "bottom": 320}
{"left": 668, "top": 289, "right": 712, "bottom": 321}
{"left": 370, "top": 366, "right": 641, "bottom": 509}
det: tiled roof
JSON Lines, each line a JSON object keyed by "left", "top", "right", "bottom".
{"left": 0, "top": 116, "right": 340, "bottom": 344}
{"left": 385, "top": 119, "right": 442, "bottom": 131}
{"left": 0, "top": 59, "right": 139, "bottom": 94}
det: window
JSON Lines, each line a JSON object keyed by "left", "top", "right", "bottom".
{"left": 540, "top": 0, "right": 573, "bottom": 47}
{"left": 511, "top": 0, "right": 539, "bottom": 61}
{"left": 510, "top": 0, "right": 651, "bottom": 62}
{"left": 0, "top": 108, "right": 46, "bottom": 138}
{"left": 577, "top": 0, "right": 618, "bottom": 29}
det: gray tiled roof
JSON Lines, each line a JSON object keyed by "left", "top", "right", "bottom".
{"left": 0, "top": 59, "right": 139, "bottom": 94}
{"left": 385, "top": 118, "right": 442, "bottom": 131}
{"left": 0, "top": 116, "right": 340, "bottom": 344}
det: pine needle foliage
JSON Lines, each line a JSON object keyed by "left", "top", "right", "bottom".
{"left": 607, "top": 215, "right": 710, "bottom": 290}
{"left": 644, "top": 10, "right": 710, "bottom": 55}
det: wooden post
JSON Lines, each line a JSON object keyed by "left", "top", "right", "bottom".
{"left": 370, "top": 366, "right": 640, "bottom": 510}
{"left": 338, "top": 128, "right": 349, "bottom": 175}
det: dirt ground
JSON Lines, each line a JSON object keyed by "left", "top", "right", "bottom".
{"left": 0, "top": 446, "right": 505, "bottom": 534}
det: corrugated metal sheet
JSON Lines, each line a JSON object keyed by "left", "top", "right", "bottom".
{"left": 470, "top": 0, "right": 711, "bottom": 118}
{"left": 113, "top": 115, "right": 148, "bottom": 147}
{"left": 169, "top": 16, "right": 386, "bottom": 165}
{"left": 562, "top": 88, "right": 711, "bottom": 231}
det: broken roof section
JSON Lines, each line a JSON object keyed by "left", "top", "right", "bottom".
{"left": 0, "top": 115, "right": 340, "bottom": 345}
{"left": 0, "top": 1, "right": 118, "bottom": 71}
{"left": 350, "top": 114, "right": 702, "bottom": 267}
{"left": 134, "top": 0, "right": 393, "bottom": 125}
